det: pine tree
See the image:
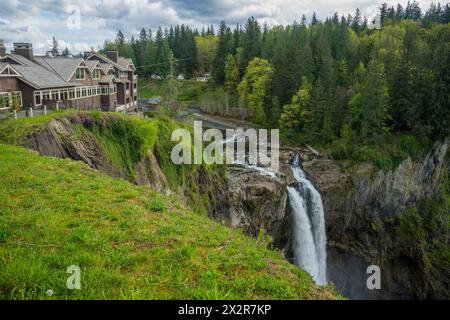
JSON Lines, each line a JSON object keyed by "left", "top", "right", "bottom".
{"left": 213, "top": 21, "right": 232, "bottom": 83}
{"left": 50, "top": 36, "right": 59, "bottom": 57}
{"left": 243, "top": 17, "right": 261, "bottom": 69}
{"left": 351, "top": 8, "right": 362, "bottom": 33}
{"left": 312, "top": 12, "right": 319, "bottom": 25}
{"left": 350, "top": 61, "right": 389, "bottom": 141}
{"left": 116, "top": 30, "right": 125, "bottom": 46}
{"left": 61, "top": 47, "right": 71, "bottom": 57}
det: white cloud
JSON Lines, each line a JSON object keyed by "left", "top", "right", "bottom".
{"left": 0, "top": 0, "right": 436, "bottom": 54}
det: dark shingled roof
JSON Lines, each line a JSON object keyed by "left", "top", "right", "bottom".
{"left": 7, "top": 54, "right": 70, "bottom": 89}
{"left": 34, "top": 56, "right": 85, "bottom": 82}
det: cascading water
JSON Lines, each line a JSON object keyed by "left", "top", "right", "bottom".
{"left": 288, "top": 154, "right": 327, "bottom": 285}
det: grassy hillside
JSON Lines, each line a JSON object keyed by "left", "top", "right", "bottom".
{"left": 0, "top": 110, "right": 223, "bottom": 216}
{"left": 0, "top": 143, "right": 337, "bottom": 299}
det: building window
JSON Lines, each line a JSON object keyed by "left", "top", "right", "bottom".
{"left": 82, "top": 87, "right": 87, "bottom": 97}
{"left": 60, "top": 89, "right": 68, "bottom": 100}
{"left": 0, "top": 91, "right": 22, "bottom": 109}
{"left": 42, "top": 91, "right": 51, "bottom": 101}
{"left": 51, "top": 90, "right": 59, "bottom": 100}
{"left": 75, "top": 68, "right": 85, "bottom": 80}
{"left": 126, "top": 83, "right": 130, "bottom": 90}
{"left": 76, "top": 88, "right": 81, "bottom": 98}
{"left": 88, "top": 87, "right": 92, "bottom": 96}
{"left": 34, "top": 92, "right": 42, "bottom": 106}
{"left": 69, "top": 88, "right": 75, "bottom": 99}
{"left": 92, "top": 69, "right": 100, "bottom": 79}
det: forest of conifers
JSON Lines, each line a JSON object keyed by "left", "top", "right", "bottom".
{"left": 103, "top": 1, "right": 449, "bottom": 164}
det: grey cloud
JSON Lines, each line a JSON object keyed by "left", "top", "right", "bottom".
{"left": 0, "top": 0, "right": 435, "bottom": 54}
{"left": 164, "top": 0, "right": 269, "bottom": 24}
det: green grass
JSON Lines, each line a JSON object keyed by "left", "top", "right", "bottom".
{"left": 0, "top": 109, "right": 79, "bottom": 145}
{"left": 0, "top": 110, "right": 219, "bottom": 218}
{"left": 325, "top": 133, "right": 429, "bottom": 171}
{"left": 0, "top": 143, "right": 337, "bottom": 299}
{"left": 138, "top": 79, "right": 168, "bottom": 99}
{"left": 138, "top": 79, "right": 208, "bottom": 104}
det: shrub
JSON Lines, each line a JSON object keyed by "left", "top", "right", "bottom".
{"left": 147, "top": 198, "right": 166, "bottom": 212}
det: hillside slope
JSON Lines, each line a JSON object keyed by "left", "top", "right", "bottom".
{"left": 0, "top": 143, "right": 336, "bottom": 299}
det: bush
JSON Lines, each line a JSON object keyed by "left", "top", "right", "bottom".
{"left": 354, "top": 145, "right": 394, "bottom": 170}
{"left": 147, "top": 198, "right": 166, "bottom": 212}
{"left": 144, "top": 110, "right": 156, "bottom": 118}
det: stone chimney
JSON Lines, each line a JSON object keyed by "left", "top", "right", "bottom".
{"left": 106, "top": 51, "right": 118, "bottom": 63}
{"left": 14, "top": 42, "right": 34, "bottom": 60}
{"left": 0, "top": 40, "right": 5, "bottom": 57}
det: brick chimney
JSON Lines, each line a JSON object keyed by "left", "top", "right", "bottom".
{"left": 0, "top": 40, "right": 5, "bottom": 57}
{"left": 14, "top": 42, "right": 34, "bottom": 60}
{"left": 106, "top": 51, "right": 118, "bottom": 63}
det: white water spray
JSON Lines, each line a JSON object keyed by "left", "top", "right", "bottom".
{"left": 288, "top": 154, "right": 327, "bottom": 285}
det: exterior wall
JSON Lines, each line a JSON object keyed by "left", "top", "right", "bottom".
{"left": 0, "top": 77, "right": 20, "bottom": 92}
{"left": 18, "top": 81, "right": 35, "bottom": 108}
{"left": 127, "top": 71, "right": 138, "bottom": 110}
{"left": 67, "top": 66, "right": 103, "bottom": 110}
{"left": 86, "top": 55, "right": 138, "bottom": 111}
{"left": 69, "top": 95, "right": 102, "bottom": 111}
{"left": 100, "top": 92, "right": 117, "bottom": 111}
{"left": 117, "top": 83, "right": 125, "bottom": 105}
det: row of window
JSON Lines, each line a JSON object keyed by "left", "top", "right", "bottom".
{"left": 0, "top": 91, "right": 22, "bottom": 109}
{"left": 74, "top": 67, "right": 136, "bottom": 82}
{"left": 75, "top": 67, "right": 102, "bottom": 81}
{"left": 34, "top": 85, "right": 117, "bottom": 106}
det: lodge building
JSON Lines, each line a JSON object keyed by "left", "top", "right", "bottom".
{"left": 0, "top": 40, "right": 138, "bottom": 112}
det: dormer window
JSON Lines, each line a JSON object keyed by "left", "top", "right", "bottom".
{"left": 75, "top": 67, "right": 85, "bottom": 80}
{"left": 92, "top": 69, "right": 100, "bottom": 80}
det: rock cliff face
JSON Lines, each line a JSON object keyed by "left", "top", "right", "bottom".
{"left": 220, "top": 166, "right": 288, "bottom": 239}
{"left": 303, "top": 139, "right": 449, "bottom": 299}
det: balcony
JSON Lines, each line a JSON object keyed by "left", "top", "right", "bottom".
{"left": 0, "top": 91, "right": 22, "bottom": 110}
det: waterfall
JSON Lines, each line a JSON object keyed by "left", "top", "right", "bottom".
{"left": 288, "top": 154, "right": 327, "bottom": 285}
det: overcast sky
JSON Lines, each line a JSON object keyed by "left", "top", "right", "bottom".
{"left": 0, "top": 0, "right": 435, "bottom": 54}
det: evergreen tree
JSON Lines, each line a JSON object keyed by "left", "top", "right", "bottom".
{"left": 61, "top": 46, "right": 70, "bottom": 57}
{"left": 242, "top": 17, "right": 261, "bottom": 69}
{"left": 50, "top": 36, "right": 59, "bottom": 57}
{"left": 213, "top": 21, "right": 232, "bottom": 83}
{"left": 116, "top": 30, "right": 125, "bottom": 46}
{"left": 350, "top": 61, "right": 389, "bottom": 141}
{"left": 312, "top": 12, "right": 319, "bottom": 25}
